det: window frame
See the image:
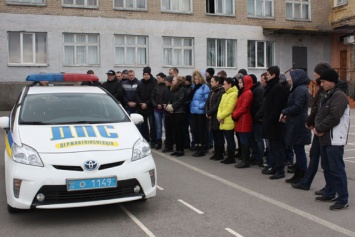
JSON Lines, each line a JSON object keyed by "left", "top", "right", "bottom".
{"left": 207, "top": 38, "right": 237, "bottom": 68}
{"left": 285, "top": 0, "right": 311, "bottom": 21}
{"left": 6, "top": 0, "right": 46, "bottom": 6}
{"left": 8, "top": 31, "right": 48, "bottom": 66}
{"left": 62, "top": 0, "right": 98, "bottom": 9}
{"left": 334, "top": 0, "right": 348, "bottom": 7}
{"left": 206, "top": 0, "right": 235, "bottom": 16}
{"left": 62, "top": 33, "right": 100, "bottom": 67}
{"left": 114, "top": 34, "right": 149, "bottom": 67}
{"left": 114, "top": 0, "right": 147, "bottom": 11}
{"left": 161, "top": 0, "right": 193, "bottom": 14}
{"left": 162, "top": 36, "right": 194, "bottom": 68}
{"left": 247, "top": 40, "right": 275, "bottom": 69}
{"left": 247, "top": 0, "right": 274, "bottom": 18}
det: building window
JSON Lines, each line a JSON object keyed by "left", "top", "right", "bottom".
{"left": 207, "top": 38, "right": 236, "bottom": 68}
{"left": 114, "top": 35, "right": 148, "bottom": 66}
{"left": 8, "top": 32, "right": 47, "bottom": 65}
{"left": 206, "top": 0, "right": 235, "bottom": 16}
{"left": 161, "top": 0, "right": 192, "bottom": 13}
{"left": 62, "top": 0, "right": 97, "bottom": 8}
{"left": 114, "top": 0, "right": 147, "bottom": 10}
{"left": 248, "top": 41, "right": 274, "bottom": 68}
{"left": 247, "top": 0, "right": 273, "bottom": 17}
{"left": 286, "top": 0, "right": 310, "bottom": 20}
{"left": 6, "top": 0, "right": 45, "bottom": 5}
{"left": 163, "top": 37, "right": 193, "bottom": 67}
{"left": 63, "top": 33, "right": 99, "bottom": 66}
{"left": 335, "top": 0, "right": 347, "bottom": 6}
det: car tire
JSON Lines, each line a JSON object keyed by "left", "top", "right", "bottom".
{"left": 7, "top": 204, "right": 25, "bottom": 214}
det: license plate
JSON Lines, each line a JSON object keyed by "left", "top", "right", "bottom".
{"left": 67, "top": 177, "right": 117, "bottom": 191}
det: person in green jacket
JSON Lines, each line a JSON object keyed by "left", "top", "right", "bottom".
{"left": 217, "top": 77, "right": 239, "bottom": 164}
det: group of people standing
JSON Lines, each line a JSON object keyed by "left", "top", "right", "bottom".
{"left": 86, "top": 62, "right": 350, "bottom": 211}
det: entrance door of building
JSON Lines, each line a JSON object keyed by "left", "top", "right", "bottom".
{"left": 292, "top": 46, "right": 307, "bottom": 72}
{"left": 340, "top": 50, "right": 347, "bottom": 80}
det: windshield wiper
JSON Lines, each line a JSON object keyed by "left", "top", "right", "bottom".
{"left": 20, "top": 121, "right": 49, "bottom": 125}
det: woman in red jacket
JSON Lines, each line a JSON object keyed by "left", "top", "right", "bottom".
{"left": 232, "top": 75, "right": 254, "bottom": 168}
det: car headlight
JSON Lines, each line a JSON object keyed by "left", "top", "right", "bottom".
{"left": 132, "top": 138, "right": 151, "bottom": 161}
{"left": 12, "top": 143, "right": 44, "bottom": 167}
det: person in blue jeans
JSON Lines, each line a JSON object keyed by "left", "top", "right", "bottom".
{"left": 313, "top": 69, "right": 350, "bottom": 211}
{"left": 151, "top": 72, "right": 171, "bottom": 150}
{"left": 292, "top": 62, "right": 331, "bottom": 193}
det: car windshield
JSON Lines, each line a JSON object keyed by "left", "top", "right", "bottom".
{"left": 19, "top": 93, "right": 130, "bottom": 124}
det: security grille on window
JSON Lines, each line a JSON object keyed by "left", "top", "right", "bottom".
{"left": 8, "top": 32, "right": 47, "bottom": 65}
{"left": 206, "top": 0, "right": 234, "bottom": 15}
{"left": 286, "top": 0, "right": 310, "bottom": 20}
{"left": 247, "top": 0, "right": 273, "bottom": 17}
{"left": 114, "top": 0, "right": 146, "bottom": 9}
{"left": 114, "top": 35, "right": 148, "bottom": 66}
{"left": 161, "top": 0, "right": 192, "bottom": 12}
{"left": 163, "top": 37, "right": 193, "bottom": 67}
{"left": 248, "top": 41, "right": 274, "bottom": 68}
{"left": 63, "top": 33, "right": 99, "bottom": 66}
{"left": 207, "top": 38, "right": 236, "bottom": 68}
{"left": 7, "top": 0, "right": 45, "bottom": 4}
{"left": 62, "top": 0, "right": 97, "bottom": 7}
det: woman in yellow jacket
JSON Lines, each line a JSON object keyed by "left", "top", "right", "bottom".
{"left": 217, "top": 77, "right": 238, "bottom": 164}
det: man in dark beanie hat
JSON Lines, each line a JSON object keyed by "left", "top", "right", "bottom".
{"left": 143, "top": 66, "right": 152, "bottom": 75}
{"left": 292, "top": 62, "right": 331, "bottom": 192}
{"left": 312, "top": 68, "right": 350, "bottom": 211}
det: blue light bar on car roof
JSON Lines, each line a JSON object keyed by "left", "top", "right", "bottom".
{"left": 26, "top": 73, "right": 99, "bottom": 82}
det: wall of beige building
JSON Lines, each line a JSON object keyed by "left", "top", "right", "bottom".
{"left": 0, "top": 13, "right": 332, "bottom": 110}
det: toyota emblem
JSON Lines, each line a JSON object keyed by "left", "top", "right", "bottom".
{"left": 83, "top": 160, "right": 99, "bottom": 171}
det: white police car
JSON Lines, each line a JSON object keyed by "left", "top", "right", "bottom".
{"left": 0, "top": 73, "right": 156, "bottom": 213}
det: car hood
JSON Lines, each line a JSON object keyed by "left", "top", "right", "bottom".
{"left": 18, "top": 122, "right": 141, "bottom": 153}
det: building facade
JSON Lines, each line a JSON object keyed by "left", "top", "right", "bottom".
{"left": 0, "top": 0, "right": 334, "bottom": 109}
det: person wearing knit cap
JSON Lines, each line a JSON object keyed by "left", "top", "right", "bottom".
{"left": 292, "top": 62, "right": 331, "bottom": 193}
{"left": 313, "top": 68, "right": 350, "bottom": 210}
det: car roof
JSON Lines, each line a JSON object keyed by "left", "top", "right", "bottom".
{"left": 27, "top": 86, "right": 106, "bottom": 95}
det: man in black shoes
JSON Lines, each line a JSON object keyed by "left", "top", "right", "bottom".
{"left": 260, "top": 66, "right": 287, "bottom": 179}
{"left": 313, "top": 69, "right": 350, "bottom": 211}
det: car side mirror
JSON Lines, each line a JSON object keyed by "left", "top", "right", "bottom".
{"left": 0, "top": 116, "right": 10, "bottom": 129}
{"left": 130, "top": 113, "right": 144, "bottom": 125}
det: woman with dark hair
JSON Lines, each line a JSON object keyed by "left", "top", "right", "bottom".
{"left": 217, "top": 77, "right": 239, "bottom": 164}
{"left": 190, "top": 70, "right": 210, "bottom": 157}
{"left": 205, "top": 76, "right": 225, "bottom": 160}
{"left": 166, "top": 76, "right": 187, "bottom": 157}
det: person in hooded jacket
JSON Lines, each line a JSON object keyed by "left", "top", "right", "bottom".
{"left": 279, "top": 69, "right": 312, "bottom": 184}
{"left": 101, "top": 70, "right": 123, "bottom": 103}
{"left": 190, "top": 70, "right": 210, "bottom": 157}
{"left": 292, "top": 62, "right": 332, "bottom": 194}
{"left": 136, "top": 67, "right": 158, "bottom": 147}
{"left": 232, "top": 75, "right": 254, "bottom": 168}
{"left": 205, "top": 76, "right": 225, "bottom": 160}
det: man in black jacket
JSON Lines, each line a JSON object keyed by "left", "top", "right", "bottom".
{"left": 136, "top": 67, "right": 157, "bottom": 147}
{"left": 101, "top": 70, "right": 123, "bottom": 103}
{"left": 261, "top": 66, "right": 287, "bottom": 179}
